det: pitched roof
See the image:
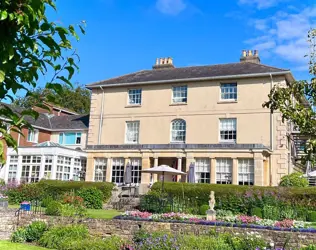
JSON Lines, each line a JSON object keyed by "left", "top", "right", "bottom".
{"left": 87, "top": 62, "right": 289, "bottom": 88}
{"left": 0, "top": 103, "right": 89, "bottom": 131}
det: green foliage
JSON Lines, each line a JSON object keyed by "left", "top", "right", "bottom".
{"left": 41, "top": 196, "right": 54, "bottom": 208}
{"left": 39, "top": 224, "right": 89, "bottom": 249}
{"left": 251, "top": 207, "right": 263, "bottom": 218}
{"left": 263, "top": 205, "right": 281, "bottom": 220}
{"left": 13, "top": 85, "right": 91, "bottom": 114}
{"left": 38, "top": 180, "right": 114, "bottom": 202}
{"left": 25, "top": 221, "right": 48, "bottom": 242}
{"left": 0, "top": 178, "right": 5, "bottom": 186}
{"left": 11, "top": 227, "right": 27, "bottom": 243}
{"left": 280, "top": 206, "right": 296, "bottom": 220}
{"left": 303, "top": 245, "right": 316, "bottom": 250}
{"left": 279, "top": 173, "right": 309, "bottom": 187}
{"left": 0, "top": 0, "right": 85, "bottom": 162}
{"left": 60, "top": 204, "right": 87, "bottom": 217}
{"left": 45, "top": 201, "right": 62, "bottom": 216}
{"left": 77, "top": 187, "right": 103, "bottom": 209}
{"left": 222, "top": 233, "right": 267, "bottom": 250}
{"left": 308, "top": 211, "right": 316, "bottom": 222}
{"left": 216, "top": 209, "right": 234, "bottom": 218}
{"left": 5, "top": 183, "right": 44, "bottom": 204}
{"left": 199, "top": 204, "right": 209, "bottom": 215}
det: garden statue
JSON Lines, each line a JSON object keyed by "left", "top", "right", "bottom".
{"left": 206, "top": 191, "right": 216, "bottom": 221}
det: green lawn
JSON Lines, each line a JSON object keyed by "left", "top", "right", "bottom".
{"left": 87, "top": 209, "right": 121, "bottom": 219}
{"left": 0, "top": 241, "right": 47, "bottom": 250}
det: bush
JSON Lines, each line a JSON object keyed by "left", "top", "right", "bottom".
{"left": 263, "top": 205, "right": 280, "bottom": 220}
{"left": 5, "top": 183, "right": 44, "bottom": 204}
{"left": 251, "top": 207, "right": 263, "bottom": 218}
{"left": 308, "top": 211, "right": 316, "bottom": 222}
{"left": 0, "top": 178, "right": 5, "bottom": 186}
{"left": 199, "top": 205, "right": 209, "bottom": 215}
{"left": 41, "top": 196, "right": 54, "bottom": 208}
{"left": 38, "top": 180, "right": 114, "bottom": 202}
{"left": 11, "top": 227, "right": 27, "bottom": 243}
{"left": 39, "top": 224, "right": 89, "bottom": 249}
{"left": 77, "top": 187, "right": 103, "bottom": 209}
{"left": 45, "top": 201, "right": 62, "bottom": 216}
{"left": 279, "top": 172, "right": 309, "bottom": 187}
{"left": 216, "top": 209, "right": 234, "bottom": 218}
{"left": 25, "top": 221, "right": 48, "bottom": 242}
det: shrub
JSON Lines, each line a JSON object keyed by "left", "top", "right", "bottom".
{"left": 45, "top": 201, "right": 62, "bottom": 216}
{"left": 25, "top": 221, "right": 48, "bottom": 242}
{"left": 303, "top": 245, "right": 316, "bottom": 250}
{"left": 199, "top": 204, "right": 209, "bottom": 215}
{"left": 280, "top": 206, "right": 295, "bottom": 220}
{"left": 11, "top": 227, "right": 27, "bottom": 243}
{"left": 263, "top": 205, "right": 280, "bottom": 220}
{"left": 5, "top": 183, "right": 44, "bottom": 204}
{"left": 0, "top": 179, "right": 5, "bottom": 186}
{"left": 38, "top": 180, "right": 114, "bottom": 202}
{"left": 77, "top": 187, "right": 103, "bottom": 209}
{"left": 39, "top": 224, "right": 89, "bottom": 249}
{"left": 308, "top": 211, "right": 316, "bottom": 222}
{"left": 41, "top": 196, "right": 54, "bottom": 208}
{"left": 250, "top": 207, "right": 263, "bottom": 218}
{"left": 279, "top": 172, "right": 309, "bottom": 187}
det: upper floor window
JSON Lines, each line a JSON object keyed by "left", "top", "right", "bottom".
{"left": 125, "top": 121, "right": 139, "bottom": 144}
{"left": 27, "top": 129, "right": 39, "bottom": 143}
{"left": 220, "top": 83, "right": 237, "bottom": 101}
{"left": 172, "top": 86, "right": 187, "bottom": 103}
{"left": 171, "top": 119, "right": 186, "bottom": 143}
{"left": 59, "top": 132, "right": 82, "bottom": 145}
{"left": 128, "top": 89, "right": 142, "bottom": 105}
{"left": 220, "top": 118, "right": 236, "bottom": 142}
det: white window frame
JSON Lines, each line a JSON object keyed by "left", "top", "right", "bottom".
{"left": 172, "top": 86, "right": 187, "bottom": 103}
{"left": 56, "top": 156, "right": 71, "bottom": 181}
{"left": 128, "top": 89, "right": 142, "bottom": 105}
{"left": 59, "top": 132, "right": 82, "bottom": 145}
{"left": 44, "top": 155, "right": 53, "bottom": 179}
{"left": 125, "top": 121, "right": 140, "bottom": 144}
{"left": 220, "top": 83, "right": 237, "bottom": 101}
{"left": 238, "top": 159, "right": 254, "bottom": 186}
{"left": 195, "top": 158, "right": 210, "bottom": 183}
{"left": 27, "top": 129, "right": 39, "bottom": 143}
{"left": 130, "top": 158, "right": 142, "bottom": 184}
{"left": 219, "top": 118, "right": 236, "bottom": 142}
{"left": 21, "top": 155, "right": 42, "bottom": 183}
{"left": 112, "top": 158, "right": 125, "bottom": 184}
{"left": 216, "top": 158, "right": 232, "bottom": 184}
{"left": 94, "top": 158, "right": 107, "bottom": 182}
{"left": 170, "top": 119, "right": 186, "bottom": 143}
{"left": 8, "top": 156, "right": 18, "bottom": 182}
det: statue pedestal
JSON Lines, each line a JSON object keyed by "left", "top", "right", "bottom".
{"left": 206, "top": 209, "right": 216, "bottom": 221}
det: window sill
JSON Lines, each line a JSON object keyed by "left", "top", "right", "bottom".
{"left": 170, "top": 141, "right": 185, "bottom": 144}
{"left": 217, "top": 100, "right": 238, "bottom": 104}
{"left": 219, "top": 141, "right": 237, "bottom": 144}
{"left": 125, "top": 104, "right": 142, "bottom": 108}
{"left": 27, "top": 141, "right": 38, "bottom": 143}
{"left": 169, "top": 103, "right": 187, "bottom": 106}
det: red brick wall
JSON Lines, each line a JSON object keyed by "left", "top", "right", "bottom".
{"left": 18, "top": 127, "right": 51, "bottom": 147}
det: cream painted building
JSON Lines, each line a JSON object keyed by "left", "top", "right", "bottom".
{"left": 85, "top": 50, "right": 297, "bottom": 192}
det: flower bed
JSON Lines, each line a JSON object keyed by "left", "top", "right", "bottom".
{"left": 116, "top": 211, "right": 316, "bottom": 233}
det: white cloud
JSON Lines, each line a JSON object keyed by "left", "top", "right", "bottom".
{"left": 156, "top": 0, "right": 187, "bottom": 15}
{"left": 245, "top": 6, "right": 316, "bottom": 68}
{"left": 238, "top": 0, "right": 284, "bottom": 9}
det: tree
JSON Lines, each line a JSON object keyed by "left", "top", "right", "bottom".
{"left": 264, "top": 29, "right": 316, "bottom": 164}
{"left": 13, "top": 85, "right": 91, "bottom": 114}
{"left": 0, "top": 0, "right": 85, "bottom": 163}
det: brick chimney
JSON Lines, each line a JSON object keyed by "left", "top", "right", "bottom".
{"left": 240, "top": 50, "right": 260, "bottom": 64}
{"left": 152, "top": 57, "right": 175, "bottom": 69}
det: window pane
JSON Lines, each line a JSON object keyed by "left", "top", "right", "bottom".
{"left": 172, "top": 86, "right": 187, "bottom": 103}
{"left": 112, "top": 158, "right": 124, "bottom": 184}
{"left": 220, "top": 83, "right": 237, "bottom": 100}
{"left": 94, "top": 158, "right": 107, "bottom": 182}
{"left": 238, "top": 159, "right": 254, "bottom": 185}
{"left": 216, "top": 158, "right": 232, "bottom": 184}
{"left": 126, "top": 121, "right": 139, "bottom": 143}
{"left": 220, "top": 118, "right": 236, "bottom": 142}
{"left": 59, "top": 133, "right": 63, "bottom": 144}
{"left": 171, "top": 119, "right": 186, "bottom": 142}
{"left": 65, "top": 133, "right": 76, "bottom": 144}
{"left": 130, "top": 158, "right": 142, "bottom": 184}
{"left": 128, "top": 89, "right": 142, "bottom": 105}
{"left": 195, "top": 158, "right": 210, "bottom": 183}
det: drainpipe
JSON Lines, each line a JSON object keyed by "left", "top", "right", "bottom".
{"left": 98, "top": 86, "right": 105, "bottom": 145}
{"left": 269, "top": 74, "right": 274, "bottom": 186}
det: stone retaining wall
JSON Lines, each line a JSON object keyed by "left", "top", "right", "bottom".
{"left": 0, "top": 209, "right": 315, "bottom": 248}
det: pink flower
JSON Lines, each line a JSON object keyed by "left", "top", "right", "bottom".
{"left": 274, "top": 219, "right": 294, "bottom": 228}
{"left": 237, "top": 215, "right": 260, "bottom": 224}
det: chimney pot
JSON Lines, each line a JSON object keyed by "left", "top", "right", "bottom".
{"left": 248, "top": 50, "right": 253, "bottom": 56}
{"left": 242, "top": 50, "right": 247, "bottom": 57}
{"left": 240, "top": 49, "right": 260, "bottom": 64}
{"left": 153, "top": 57, "right": 175, "bottom": 69}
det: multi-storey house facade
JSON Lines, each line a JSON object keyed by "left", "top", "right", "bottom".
{"left": 0, "top": 103, "right": 89, "bottom": 183}
{"left": 85, "top": 51, "right": 295, "bottom": 193}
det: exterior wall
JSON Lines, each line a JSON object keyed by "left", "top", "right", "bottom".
{"left": 18, "top": 127, "right": 51, "bottom": 147}
{"left": 51, "top": 130, "right": 88, "bottom": 149}
{"left": 87, "top": 75, "right": 290, "bottom": 186}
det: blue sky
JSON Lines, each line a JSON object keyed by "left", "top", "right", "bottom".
{"left": 46, "top": 0, "right": 315, "bottom": 88}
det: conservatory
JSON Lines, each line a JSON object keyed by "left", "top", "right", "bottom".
{"left": 4, "top": 141, "right": 87, "bottom": 183}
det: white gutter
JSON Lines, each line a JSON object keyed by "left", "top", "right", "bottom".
{"left": 98, "top": 86, "right": 105, "bottom": 144}
{"left": 86, "top": 71, "right": 292, "bottom": 89}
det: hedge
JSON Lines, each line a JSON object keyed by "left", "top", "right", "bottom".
{"left": 38, "top": 180, "right": 114, "bottom": 202}
{"left": 150, "top": 182, "right": 316, "bottom": 210}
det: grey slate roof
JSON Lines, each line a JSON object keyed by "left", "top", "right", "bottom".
{"left": 1, "top": 103, "right": 89, "bottom": 131}
{"left": 87, "top": 62, "right": 289, "bottom": 88}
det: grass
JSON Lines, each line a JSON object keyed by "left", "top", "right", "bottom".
{"left": 87, "top": 209, "right": 121, "bottom": 219}
{"left": 0, "top": 241, "right": 47, "bottom": 250}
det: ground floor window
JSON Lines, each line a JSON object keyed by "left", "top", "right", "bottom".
{"left": 94, "top": 158, "right": 107, "bottom": 182}
{"left": 8, "top": 156, "right": 18, "bottom": 182}
{"left": 130, "top": 158, "right": 142, "bottom": 184}
{"left": 56, "top": 156, "right": 71, "bottom": 181}
{"left": 21, "top": 155, "right": 41, "bottom": 183}
{"left": 195, "top": 158, "right": 210, "bottom": 183}
{"left": 112, "top": 158, "right": 124, "bottom": 184}
{"left": 44, "top": 155, "right": 53, "bottom": 179}
{"left": 238, "top": 159, "right": 254, "bottom": 185}
{"left": 216, "top": 158, "right": 232, "bottom": 184}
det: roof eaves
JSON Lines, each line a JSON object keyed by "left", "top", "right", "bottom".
{"left": 86, "top": 71, "right": 291, "bottom": 89}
